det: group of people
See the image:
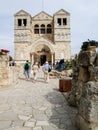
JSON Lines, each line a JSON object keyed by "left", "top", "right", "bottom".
{"left": 24, "top": 60, "right": 51, "bottom": 82}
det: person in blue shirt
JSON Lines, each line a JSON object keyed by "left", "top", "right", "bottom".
{"left": 42, "top": 61, "right": 51, "bottom": 82}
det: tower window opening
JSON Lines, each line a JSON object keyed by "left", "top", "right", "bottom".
{"left": 18, "top": 19, "right": 22, "bottom": 26}
{"left": 35, "top": 29, "right": 39, "bottom": 34}
{"left": 47, "top": 24, "right": 52, "bottom": 34}
{"left": 47, "top": 24, "right": 51, "bottom": 28}
{"left": 41, "top": 24, "right": 45, "bottom": 27}
{"left": 35, "top": 24, "right": 39, "bottom": 27}
{"left": 34, "top": 24, "right": 39, "bottom": 34}
{"left": 63, "top": 18, "right": 67, "bottom": 25}
{"left": 47, "top": 28, "right": 52, "bottom": 33}
{"left": 41, "top": 24, "right": 45, "bottom": 34}
{"left": 41, "top": 29, "right": 45, "bottom": 34}
{"left": 23, "top": 19, "right": 27, "bottom": 26}
{"left": 57, "top": 18, "right": 61, "bottom": 25}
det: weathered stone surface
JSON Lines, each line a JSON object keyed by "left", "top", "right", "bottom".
{"left": 0, "top": 121, "right": 11, "bottom": 130}
{"left": 42, "top": 125, "right": 57, "bottom": 130}
{"left": 78, "top": 51, "right": 96, "bottom": 66}
{"left": 36, "top": 121, "right": 49, "bottom": 126}
{"left": 13, "top": 128, "right": 32, "bottom": 130}
{"left": 0, "top": 55, "right": 8, "bottom": 68}
{"left": 0, "top": 111, "right": 18, "bottom": 121}
{"left": 67, "top": 51, "right": 98, "bottom": 130}
{"left": 78, "top": 82, "right": 98, "bottom": 122}
{"left": 95, "top": 67, "right": 98, "bottom": 81}
{"left": 11, "top": 120, "right": 24, "bottom": 127}
{"left": 49, "top": 69, "right": 72, "bottom": 79}
{"left": 24, "top": 121, "right": 35, "bottom": 127}
{"left": 76, "top": 115, "right": 93, "bottom": 130}
{"left": 0, "top": 104, "right": 10, "bottom": 111}
{"left": 18, "top": 115, "right": 32, "bottom": 121}
{"left": 78, "top": 67, "right": 90, "bottom": 82}
{"left": 0, "top": 55, "right": 18, "bottom": 86}
{"left": 33, "top": 127, "right": 42, "bottom": 130}
{"left": 33, "top": 110, "right": 48, "bottom": 120}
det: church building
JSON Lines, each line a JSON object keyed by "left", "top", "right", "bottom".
{"left": 14, "top": 9, "right": 71, "bottom": 66}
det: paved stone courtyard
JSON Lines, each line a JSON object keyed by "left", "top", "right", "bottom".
{"left": 0, "top": 68, "right": 78, "bottom": 130}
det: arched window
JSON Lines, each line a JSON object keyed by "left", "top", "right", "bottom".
{"left": 35, "top": 24, "right": 39, "bottom": 28}
{"left": 41, "top": 24, "right": 45, "bottom": 27}
{"left": 34, "top": 24, "right": 39, "bottom": 34}
{"left": 18, "top": 19, "right": 22, "bottom": 26}
{"left": 47, "top": 24, "right": 52, "bottom": 34}
{"left": 41, "top": 24, "right": 45, "bottom": 34}
{"left": 47, "top": 24, "right": 51, "bottom": 27}
{"left": 23, "top": 19, "right": 27, "bottom": 26}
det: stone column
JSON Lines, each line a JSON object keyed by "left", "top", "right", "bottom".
{"left": 31, "top": 53, "right": 34, "bottom": 64}
{"left": 51, "top": 53, "right": 54, "bottom": 65}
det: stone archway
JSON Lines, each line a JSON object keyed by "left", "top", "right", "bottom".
{"left": 30, "top": 37, "right": 55, "bottom": 65}
{"left": 33, "top": 44, "right": 51, "bottom": 65}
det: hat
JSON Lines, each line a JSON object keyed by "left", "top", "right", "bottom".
{"left": 45, "top": 61, "right": 48, "bottom": 64}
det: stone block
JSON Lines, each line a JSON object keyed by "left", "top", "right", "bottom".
{"left": 78, "top": 67, "right": 90, "bottom": 82}
{"left": 76, "top": 115, "right": 93, "bottom": 130}
{"left": 78, "top": 51, "right": 96, "bottom": 66}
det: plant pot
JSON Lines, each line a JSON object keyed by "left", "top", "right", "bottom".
{"left": 87, "top": 46, "right": 96, "bottom": 52}
{"left": 59, "top": 78, "right": 72, "bottom": 92}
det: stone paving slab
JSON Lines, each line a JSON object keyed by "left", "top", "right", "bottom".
{"left": 0, "top": 121, "right": 11, "bottom": 130}
{"left": 0, "top": 68, "right": 78, "bottom": 130}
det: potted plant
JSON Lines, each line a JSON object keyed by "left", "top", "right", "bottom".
{"left": 81, "top": 39, "right": 98, "bottom": 51}
{"left": 0, "top": 49, "right": 10, "bottom": 55}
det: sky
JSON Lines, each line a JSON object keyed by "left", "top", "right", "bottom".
{"left": 0, "top": 0, "right": 98, "bottom": 57}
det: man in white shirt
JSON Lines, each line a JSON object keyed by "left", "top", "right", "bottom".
{"left": 42, "top": 61, "right": 50, "bottom": 82}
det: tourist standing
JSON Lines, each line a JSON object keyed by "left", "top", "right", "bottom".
{"left": 42, "top": 61, "right": 51, "bottom": 82}
{"left": 32, "top": 62, "right": 39, "bottom": 82}
{"left": 24, "top": 60, "right": 31, "bottom": 80}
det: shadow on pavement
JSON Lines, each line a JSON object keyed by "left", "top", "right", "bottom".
{"left": 44, "top": 90, "right": 78, "bottom": 130}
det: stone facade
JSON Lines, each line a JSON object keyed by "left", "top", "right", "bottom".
{"left": 14, "top": 9, "right": 71, "bottom": 67}
{"left": 0, "top": 55, "right": 18, "bottom": 86}
{"left": 67, "top": 50, "right": 98, "bottom": 130}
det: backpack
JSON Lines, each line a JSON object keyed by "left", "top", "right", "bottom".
{"left": 24, "top": 63, "right": 29, "bottom": 70}
{"left": 48, "top": 67, "right": 51, "bottom": 72}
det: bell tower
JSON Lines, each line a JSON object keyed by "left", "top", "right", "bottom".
{"left": 53, "top": 9, "right": 71, "bottom": 60}
{"left": 14, "top": 10, "right": 32, "bottom": 62}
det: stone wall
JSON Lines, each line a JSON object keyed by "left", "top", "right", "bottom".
{"left": 0, "top": 55, "right": 19, "bottom": 86}
{"left": 67, "top": 51, "right": 98, "bottom": 130}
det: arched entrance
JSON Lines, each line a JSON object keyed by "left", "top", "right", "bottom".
{"left": 40, "top": 55, "right": 46, "bottom": 65}
{"left": 30, "top": 38, "right": 55, "bottom": 65}
{"left": 31, "top": 45, "right": 51, "bottom": 65}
